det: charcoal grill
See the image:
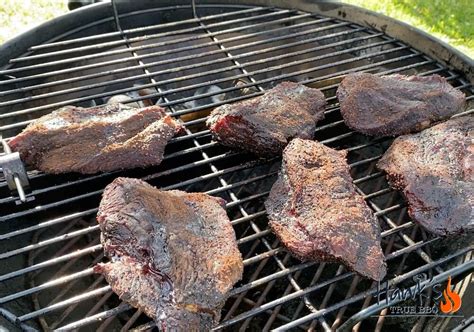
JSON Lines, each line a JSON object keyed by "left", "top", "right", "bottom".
{"left": 0, "top": 1, "right": 473, "bottom": 331}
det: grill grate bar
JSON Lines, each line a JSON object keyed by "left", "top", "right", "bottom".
{"left": 333, "top": 207, "right": 406, "bottom": 331}
{"left": 57, "top": 295, "right": 307, "bottom": 332}
{"left": 18, "top": 286, "right": 112, "bottom": 322}
{"left": 0, "top": 131, "right": 392, "bottom": 222}
{"left": 0, "top": 309, "right": 35, "bottom": 332}
{"left": 0, "top": 205, "right": 460, "bottom": 330}
{"left": 0, "top": 22, "right": 359, "bottom": 98}
{"left": 215, "top": 271, "right": 352, "bottom": 329}
{"left": 1, "top": 24, "right": 371, "bottom": 110}
{"left": 1, "top": 232, "right": 286, "bottom": 304}
{"left": 29, "top": 5, "right": 269, "bottom": 50}
{"left": 98, "top": 57, "right": 447, "bottom": 123}
{"left": 155, "top": 37, "right": 391, "bottom": 105}
{"left": 248, "top": 239, "right": 330, "bottom": 329}
{"left": 0, "top": 189, "right": 104, "bottom": 222}
{"left": 232, "top": 134, "right": 400, "bottom": 329}
{"left": 103, "top": 50, "right": 425, "bottom": 119}
{"left": 0, "top": 46, "right": 417, "bottom": 132}
{"left": 374, "top": 204, "right": 404, "bottom": 217}
{"left": 0, "top": 15, "right": 338, "bottom": 87}
{"left": 372, "top": 198, "right": 434, "bottom": 245}
{"left": 346, "top": 137, "right": 386, "bottom": 152}
{"left": 74, "top": 291, "right": 115, "bottom": 330}
{"left": 384, "top": 237, "right": 441, "bottom": 261}
{"left": 13, "top": 8, "right": 291, "bottom": 63}
{"left": 289, "top": 263, "right": 329, "bottom": 329}
{"left": 43, "top": 270, "right": 104, "bottom": 329}
{"left": 208, "top": 172, "right": 278, "bottom": 198}
{"left": 245, "top": 262, "right": 316, "bottom": 296}
{"left": 25, "top": 6, "right": 270, "bottom": 53}
{"left": 237, "top": 228, "right": 272, "bottom": 244}
{"left": 189, "top": 9, "right": 322, "bottom": 328}
{"left": 153, "top": 7, "right": 326, "bottom": 327}
{"left": 0, "top": 244, "right": 102, "bottom": 283}
{"left": 0, "top": 32, "right": 389, "bottom": 122}
{"left": 275, "top": 246, "right": 473, "bottom": 330}
{"left": 0, "top": 268, "right": 95, "bottom": 305}
{"left": 231, "top": 211, "right": 267, "bottom": 226}
{"left": 100, "top": 56, "right": 447, "bottom": 124}
{"left": 358, "top": 186, "right": 443, "bottom": 274}
{"left": 353, "top": 172, "right": 384, "bottom": 184}
{"left": 0, "top": 225, "right": 100, "bottom": 260}
{"left": 0, "top": 195, "right": 429, "bottom": 311}
{"left": 0, "top": 172, "right": 113, "bottom": 205}
{"left": 0, "top": 164, "right": 401, "bottom": 266}
{"left": 242, "top": 248, "right": 284, "bottom": 266}
{"left": 217, "top": 241, "right": 471, "bottom": 330}
{"left": 1, "top": 84, "right": 468, "bottom": 213}
{"left": 106, "top": 10, "right": 313, "bottom": 330}
{"left": 241, "top": 252, "right": 308, "bottom": 331}
{"left": 0, "top": 9, "right": 307, "bottom": 75}
{"left": 223, "top": 237, "right": 279, "bottom": 321}
{"left": 55, "top": 303, "right": 132, "bottom": 332}
{"left": 118, "top": 307, "right": 145, "bottom": 332}
{"left": 340, "top": 259, "right": 473, "bottom": 331}
{"left": 381, "top": 220, "right": 415, "bottom": 237}
{"left": 0, "top": 208, "right": 97, "bottom": 240}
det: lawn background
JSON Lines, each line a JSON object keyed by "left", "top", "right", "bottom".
{"left": 0, "top": 0, "right": 472, "bottom": 58}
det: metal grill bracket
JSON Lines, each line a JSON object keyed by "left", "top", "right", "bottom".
{"left": 0, "top": 149, "right": 32, "bottom": 204}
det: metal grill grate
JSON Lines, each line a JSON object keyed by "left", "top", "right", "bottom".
{"left": 0, "top": 2, "right": 473, "bottom": 331}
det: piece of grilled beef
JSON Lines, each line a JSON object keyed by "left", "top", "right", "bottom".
{"left": 9, "top": 104, "right": 182, "bottom": 174}
{"left": 95, "top": 177, "right": 243, "bottom": 331}
{"left": 336, "top": 73, "right": 466, "bottom": 136}
{"left": 377, "top": 116, "right": 473, "bottom": 236}
{"left": 265, "top": 139, "right": 386, "bottom": 281}
{"left": 206, "top": 81, "right": 326, "bottom": 157}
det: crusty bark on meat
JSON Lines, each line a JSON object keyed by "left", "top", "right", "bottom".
{"left": 337, "top": 73, "right": 465, "bottom": 136}
{"left": 10, "top": 104, "right": 182, "bottom": 174}
{"left": 377, "top": 116, "right": 473, "bottom": 236}
{"left": 265, "top": 139, "right": 386, "bottom": 281}
{"left": 95, "top": 177, "right": 243, "bottom": 331}
{"left": 206, "top": 81, "right": 326, "bottom": 157}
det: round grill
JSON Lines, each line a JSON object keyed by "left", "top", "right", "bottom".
{"left": 0, "top": 1, "right": 473, "bottom": 331}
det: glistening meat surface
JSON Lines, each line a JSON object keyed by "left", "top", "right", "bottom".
{"left": 377, "top": 116, "right": 473, "bottom": 236}
{"left": 96, "top": 177, "right": 243, "bottom": 331}
{"left": 10, "top": 104, "right": 182, "bottom": 174}
{"left": 206, "top": 81, "right": 326, "bottom": 157}
{"left": 336, "top": 73, "right": 465, "bottom": 136}
{"left": 265, "top": 139, "right": 386, "bottom": 281}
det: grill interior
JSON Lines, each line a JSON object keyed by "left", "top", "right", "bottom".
{"left": 0, "top": 3, "right": 473, "bottom": 331}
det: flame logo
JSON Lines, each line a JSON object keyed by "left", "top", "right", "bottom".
{"left": 439, "top": 277, "right": 462, "bottom": 314}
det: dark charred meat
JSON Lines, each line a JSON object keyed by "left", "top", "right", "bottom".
{"left": 95, "top": 177, "right": 243, "bottom": 331}
{"left": 336, "top": 73, "right": 466, "bottom": 136}
{"left": 377, "top": 116, "right": 473, "bottom": 236}
{"left": 206, "top": 81, "right": 326, "bottom": 157}
{"left": 9, "top": 104, "right": 182, "bottom": 174}
{"left": 265, "top": 139, "right": 386, "bottom": 281}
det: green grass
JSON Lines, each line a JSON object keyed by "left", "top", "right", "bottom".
{"left": 0, "top": 0, "right": 472, "bottom": 58}
{"left": 345, "top": 0, "right": 474, "bottom": 58}
{"left": 0, "top": 0, "right": 67, "bottom": 44}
